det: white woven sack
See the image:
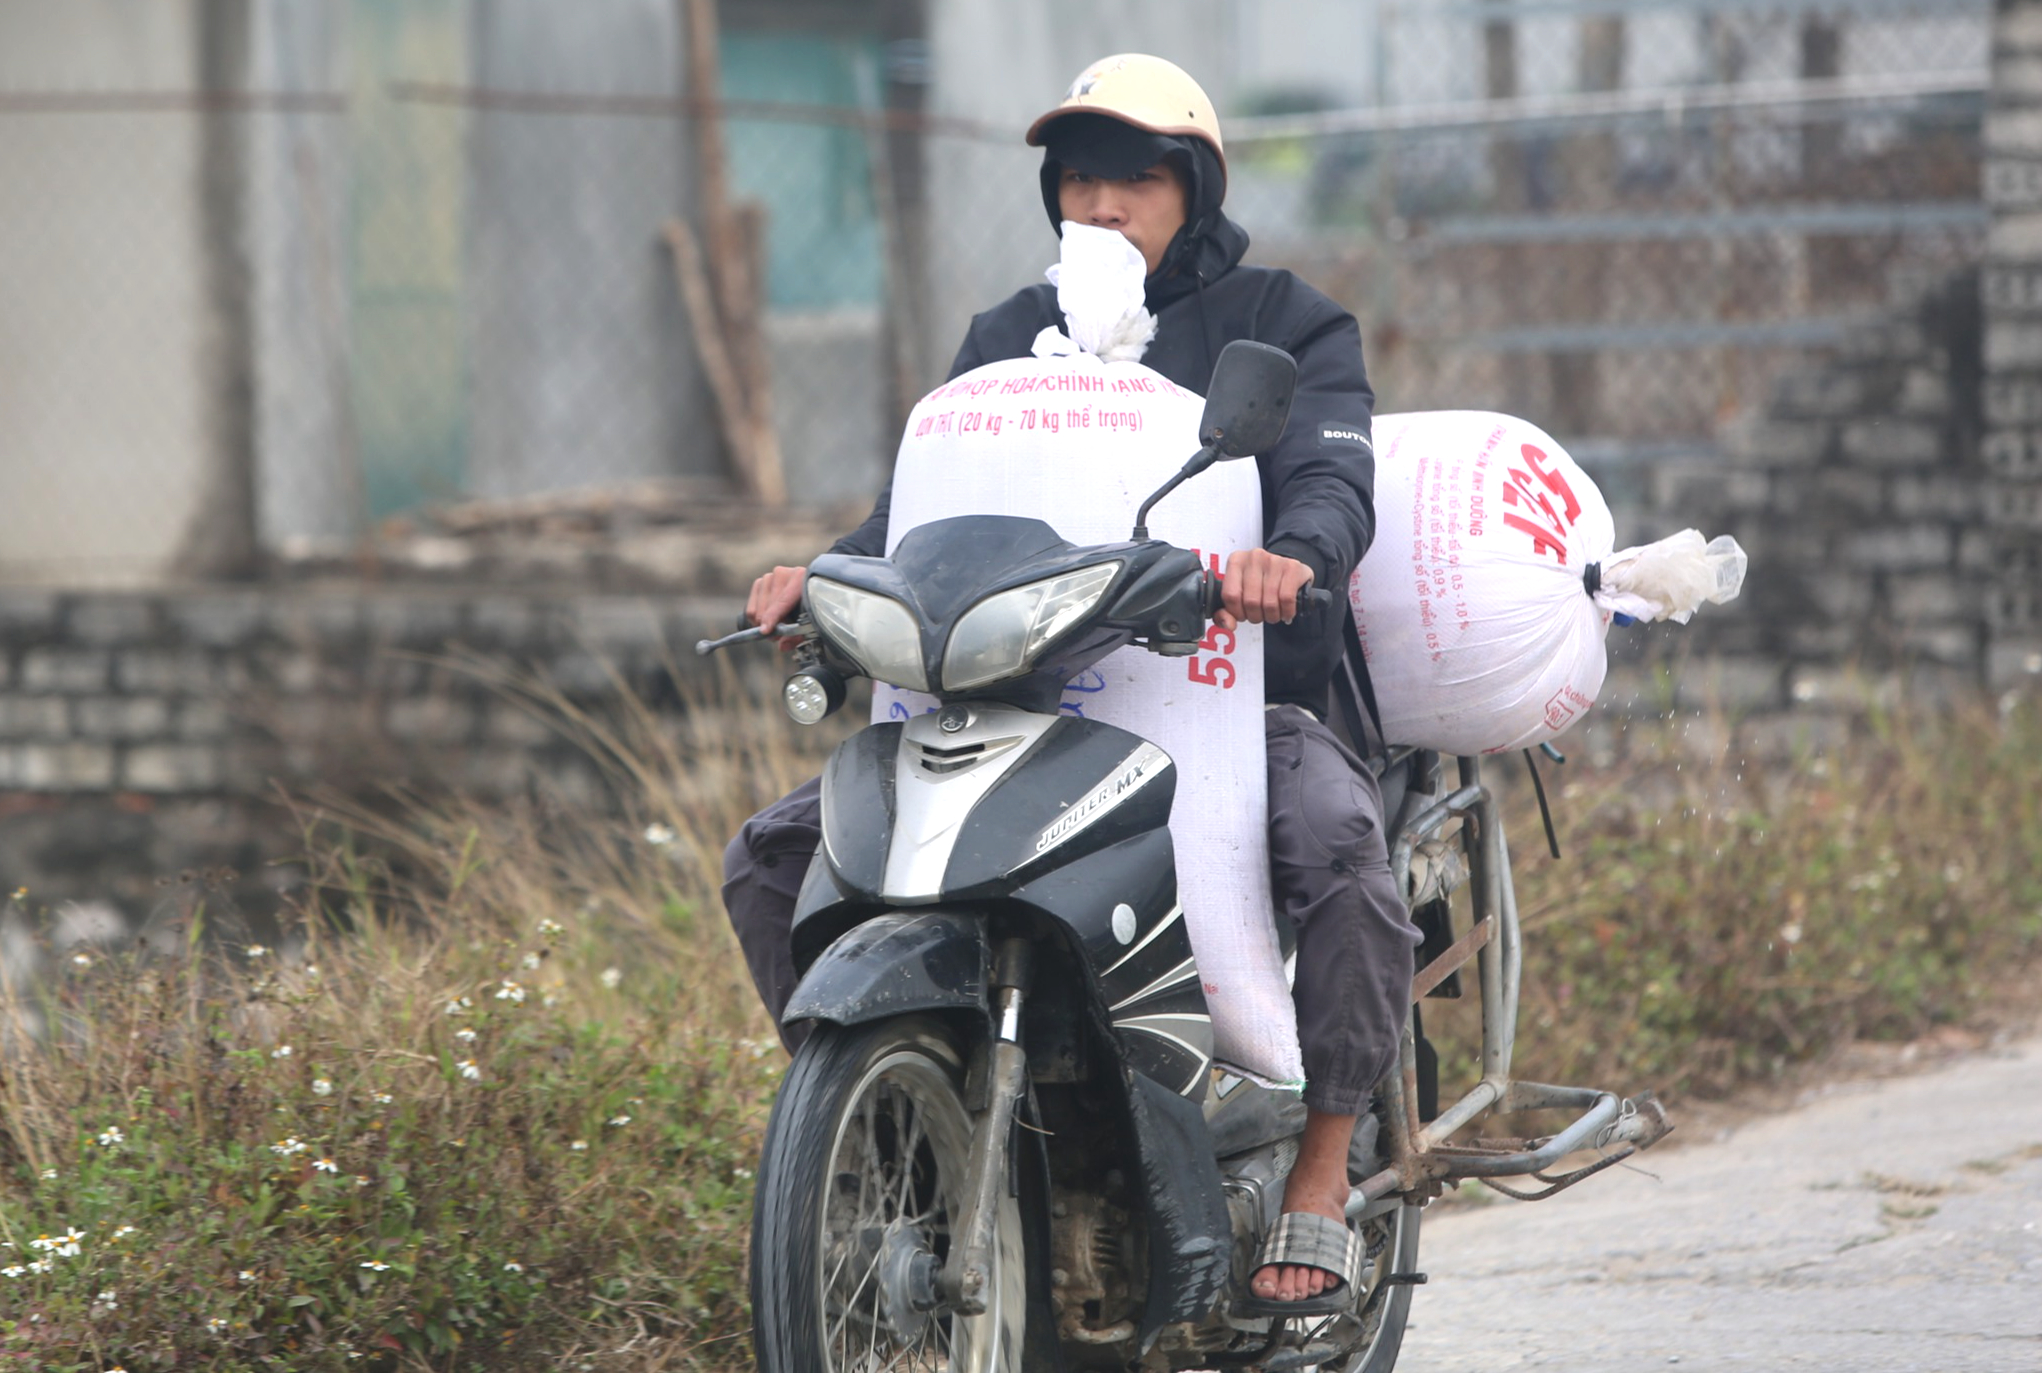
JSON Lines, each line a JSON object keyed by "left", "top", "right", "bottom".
{"left": 1348, "top": 412, "right": 1617, "bottom": 756}
{"left": 876, "top": 350, "right": 1305, "bottom": 1087}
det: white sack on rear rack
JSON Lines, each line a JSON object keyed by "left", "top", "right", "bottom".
{"left": 1348, "top": 412, "right": 1746, "bottom": 757}
{"left": 878, "top": 346, "right": 1304, "bottom": 1089}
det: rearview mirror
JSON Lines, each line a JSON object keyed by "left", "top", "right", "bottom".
{"left": 1199, "top": 340, "right": 1297, "bottom": 458}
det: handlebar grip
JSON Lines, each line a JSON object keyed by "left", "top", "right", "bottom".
{"left": 1202, "top": 570, "right": 1338, "bottom": 623}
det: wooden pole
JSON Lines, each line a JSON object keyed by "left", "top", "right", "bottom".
{"left": 662, "top": 218, "right": 759, "bottom": 498}
{"left": 680, "top": 0, "right": 785, "bottom": 505}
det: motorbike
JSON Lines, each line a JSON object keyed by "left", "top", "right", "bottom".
{"left": 699, "top": 340, "right": 1675, "bottom": 1372}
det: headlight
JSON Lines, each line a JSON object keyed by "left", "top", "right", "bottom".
{"left": 805, "top": 578, "right": 928, "bottom": 691}
{"left": 942, "top": 563, "right": 1120, "bottom": 691}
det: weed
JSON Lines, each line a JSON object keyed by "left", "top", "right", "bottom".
{"left": 3, "top": 668, "right": 2037, "bottom": 1368}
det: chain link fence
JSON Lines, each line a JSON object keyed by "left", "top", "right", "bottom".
{"left": 0, "top": 0, "right": 1992, "bottom": 585}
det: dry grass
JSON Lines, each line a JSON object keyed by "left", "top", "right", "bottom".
{"left": 3, "top": 665, "right": 2038, "bottom": 1369}
{"left": 1429, "top": 691, "right": 2042, "bottom": 1112}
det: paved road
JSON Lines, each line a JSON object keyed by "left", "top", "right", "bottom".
{"left": 1397, "top": 1035, "right": 2042, "bottom": 1372}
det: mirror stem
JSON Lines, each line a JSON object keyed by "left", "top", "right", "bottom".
{"left": 1132, "top": 445, "right": 1219, "bottom": 540}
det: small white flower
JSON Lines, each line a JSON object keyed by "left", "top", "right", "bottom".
{"left": 0, "top": 1265, "right": 23, "bottom": 1278}
{"left": 455, "top": 1027, "right": 478, "bottom": 1043}
{"left": 537, "top": 918, "right": 564, "bottom": 939}
{"left": 520, "top": 951, "right": 541, "bottom": 970}
{"left": 458, "top": 1059, "right": 481, "bottom": 1081}
{"left": 373, "top": 1092, "right": 393, "bottom": 1105}
{"left": 313, "top": 1157, "right": 338, "bottom": 1174}
{"left": 95, "top": 1288, "right": 117, "bottom": 1306}
{"left": 445, "top": 996, "right": 473, "bottom": 1016}
{"left": 496, "top": 979, "right": 526, "bottom": 1003}
{"left": 643, "top": 823, "right": 677, "bottom": 846}
{"left": 304, "top": 964, "right": 319, "bottom": 978}
{"left": 33, "top": 1227, "right": 86, "bottom": 1257}
{"left": 503, "top": 1261, "right": 524, "bottom": 1273}
{"left": 608, "top": 1114, "right": 631, "bottom": 1127}
{"left": 239, "top": 1269, "right": 256, "bottom": 1282}
{"left": 600, "top": 967, "right": 622, "bottom": 990}
{"left": 27, "top": 1259, "right": 52, "bottom": 1274}
{"left": 96, "top": 1125, "right": 125, "bottom": 1147}
{"left": 360, "top": 1260, "right": 390, "bottom": 1272}
{"left": 311, "top": 1079, "right": 333, "bottom": 1097}
{"left": 570, "top": 1139, "right": 588, "bottom": 1152}
{"left": 72, "top": 953, "right": 91, "bottom": 968}
{"left": 111, "top": 1225, "right": 137, "bottom": 1241}
{"left": 734, "top": 1165, "right": 754, "bottom": 1179}
{"left": 1780, "top": 922, "right": 1804, "bottom": 946}
{"left": 39, "top": 1168, "right": 56, "bottom": 1181}
{"left": 272, "top": 1045, "right": 293, "bottom": 1059}
{"left": 245, "top": 944, "right": 269, "bottom": 958}
{"left": 207, "top": 1317, "right": 229, "bottom": 1331}
{"left": 355, "top": 1175, "right": 371, "bottom": 1188}
{"left": 270, "top": 1137, "right": 309, "bottom": 1157}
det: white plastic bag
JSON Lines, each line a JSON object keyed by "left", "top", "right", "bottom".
{"left": 1348, "top": 412, "right": 1746, "bottom": 755}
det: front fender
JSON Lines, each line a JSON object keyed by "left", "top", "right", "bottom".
{"left": 782, "top": 911, "right": 990, "bottom": 1030}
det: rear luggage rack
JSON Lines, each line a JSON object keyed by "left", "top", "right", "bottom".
{"left": 1350, "top": 754, "right": 1674, "bottom": 1211}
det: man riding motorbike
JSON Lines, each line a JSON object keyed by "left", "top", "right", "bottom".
{"left": 722, "top": 52, "right": 1421, "bottom": 1310}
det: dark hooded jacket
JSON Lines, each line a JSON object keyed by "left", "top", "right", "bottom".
{"left": 829, "top": 139, "right": 1376, "bottom": 715}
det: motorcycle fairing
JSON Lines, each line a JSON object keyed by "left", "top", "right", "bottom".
{"left": 944, "top": 715, "right": 1176, "bottom": 896}
{"left": 815, "top": 721, "right": 903, "bottom": 900}
{"left": 781, "top": 911, "right": 989, "bottom": 1029}
{"left": 1007, "top": 829, "right": 1213, "bottom": 1099}
{"left": 810, "top": 712, "right": 1178, "bottom": 909}
{"left": 796, "top": 710, "right": 1213, "bottom": 1097}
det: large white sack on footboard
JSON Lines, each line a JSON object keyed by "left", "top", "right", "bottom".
{"left": 876, "top": 351, "right": 1304, "bottom": 1087}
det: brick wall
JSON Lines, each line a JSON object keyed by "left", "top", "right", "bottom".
{"left": 1982, "top": 0, "right": 2042, "bottom": 684}
{"left": 1602, "top": 270, "right": 2001, "bottom": 730}
{"left": 0, "top": 585, "right": 751, "bottom": 804}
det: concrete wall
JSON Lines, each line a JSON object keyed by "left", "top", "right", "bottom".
{"left": 0, "top": 2, "right": 218, "bottom": 586}
{"left": 466, "top": 0, "right": 716, "bottom": 501}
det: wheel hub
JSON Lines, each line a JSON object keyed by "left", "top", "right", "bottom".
{"left": 876, "top": 1217, "right": 943, "bottom": 1342}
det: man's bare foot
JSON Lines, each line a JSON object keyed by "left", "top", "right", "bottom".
{"left": 1250, "top": 1108, "right": 1356, "bottom": 1303}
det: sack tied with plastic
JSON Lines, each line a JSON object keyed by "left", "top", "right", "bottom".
{"left": 1347, "top": 411, "right": 1748, "bottom": 757}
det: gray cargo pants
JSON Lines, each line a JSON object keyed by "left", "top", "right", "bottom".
{"left": 721, "top": 702, "right": 1419, "bottom": 1115}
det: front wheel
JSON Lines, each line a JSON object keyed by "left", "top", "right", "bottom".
{"left": 750, "top": 1016, "right": 1028, "bottom": 1373}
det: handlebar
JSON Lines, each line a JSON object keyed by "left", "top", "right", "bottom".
{"left": 695, "top": 621, "right": 802, "bottom": 656}
{"left": 1202, "top": 572, "right": 1336, "bottom": 626}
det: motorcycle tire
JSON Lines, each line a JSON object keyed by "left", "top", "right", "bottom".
{"left": 750, "top": 1015, "right": 1029, "bottom": 1373}
{"left": 1332, "top": 1202, "right": 1423, "bottom": 1373}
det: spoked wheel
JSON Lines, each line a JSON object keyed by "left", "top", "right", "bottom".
{"left": 1330, "top": 1202, "right": 1422, "bottom": 1373}
{"left": 751, "top": 1016, "right": 1028, "bottom": 1373}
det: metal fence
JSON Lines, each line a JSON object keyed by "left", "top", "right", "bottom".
{"left": 0, "top": 0, "right": 1992, "bottom": 585}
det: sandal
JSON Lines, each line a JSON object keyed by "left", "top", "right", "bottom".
{"left": 1233, "top": 1210, "right": 1365, "bottom": 1318}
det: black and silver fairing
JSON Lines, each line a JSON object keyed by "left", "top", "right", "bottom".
{"left": 792, "top": 703, "right": 1215, "bottom": 1096}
